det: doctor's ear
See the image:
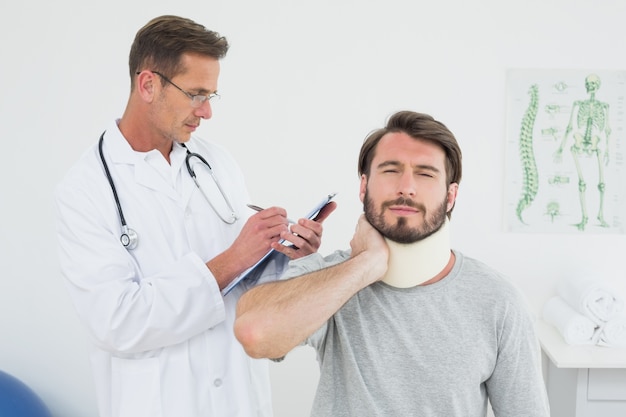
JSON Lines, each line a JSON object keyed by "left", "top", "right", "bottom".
{"left": 134, "top": 71, "right": 156, "bottom": 101}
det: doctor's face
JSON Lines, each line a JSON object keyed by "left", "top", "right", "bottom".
{"left": 151, "top": 53, "right": 220, "bottom": 143}
{"left": 360, "top": 132, "right": 458, "bottom": 244}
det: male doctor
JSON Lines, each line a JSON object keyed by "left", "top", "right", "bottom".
{"left": 55, "top": 15, "right": 334, "bottom": 417}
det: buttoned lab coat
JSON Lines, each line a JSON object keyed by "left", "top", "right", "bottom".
{"left": 55, "top": 121, "right": 287, "bottom": 417}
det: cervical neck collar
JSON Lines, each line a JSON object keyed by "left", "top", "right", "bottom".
{"left": 381, "top": 217, "right": 451, "bottom": 288}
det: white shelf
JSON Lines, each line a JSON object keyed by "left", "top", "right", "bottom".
{"left": 537, "top": 320, "right": 626, "bottom": 369}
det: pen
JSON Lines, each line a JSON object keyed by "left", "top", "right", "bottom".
{"left": 247, "top": 204, "right": 297, "bottom": 224}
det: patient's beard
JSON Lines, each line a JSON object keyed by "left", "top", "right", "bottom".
{"left": 363, "top": 191, "right": 448, "bottom": 243}
{"left": 363, "top": 193, "right": 451, "bottom": 287}
{"left": 363, "top": 192, "right": 448, "bottom": 244}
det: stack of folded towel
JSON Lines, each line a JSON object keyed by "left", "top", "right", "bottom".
{"left": 542, "top": 276, "right": 626, "bottom": 347}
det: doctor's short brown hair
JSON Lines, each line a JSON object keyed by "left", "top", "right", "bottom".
{"left": 128, "top": 15, "right": 229, "bottom": 88}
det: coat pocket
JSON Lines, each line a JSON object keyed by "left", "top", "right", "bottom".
{"left": 111, "top": 357, "right": 162, "bottom": 417}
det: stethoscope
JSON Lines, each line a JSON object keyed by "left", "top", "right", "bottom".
{"left": 179, "top": 142, "right": 239, "bottom": 225}
{"left": 98, "top": 132, "right": 239, "bottom": 250}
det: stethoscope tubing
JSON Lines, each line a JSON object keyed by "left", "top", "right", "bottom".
{"left": 180, "top": 143, "right": 238, "bottom": 224}
{"left": 98, "top": 133, "right": 138, "bottom": 249}
{"left": 98, "top": 132, "right": 238, "bottom": 250}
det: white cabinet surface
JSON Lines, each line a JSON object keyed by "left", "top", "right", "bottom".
{"left": 538, "top": 320, "right": 626, "bottom": 417}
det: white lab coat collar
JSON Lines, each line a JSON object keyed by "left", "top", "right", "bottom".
{"left": 102, "top": 120, "right": 186, "bottom": 202}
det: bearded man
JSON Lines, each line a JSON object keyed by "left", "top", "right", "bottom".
{"left": 234, "top": 111, "right": 550, "bottom": 417}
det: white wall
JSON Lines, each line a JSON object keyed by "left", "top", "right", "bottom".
{"left": 1, "top": 1, "right": 625, "bottom": 416}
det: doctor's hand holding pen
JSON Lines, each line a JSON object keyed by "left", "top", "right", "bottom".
{"left": 208, "top": 202, "right": 337, "bottom": 290}
{"left": 247, "top": 202, "right": 337, "bottom": 260}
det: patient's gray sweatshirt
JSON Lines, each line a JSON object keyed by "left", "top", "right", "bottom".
{"left": 281, "top": 250, "right": 550, "bottom": 417}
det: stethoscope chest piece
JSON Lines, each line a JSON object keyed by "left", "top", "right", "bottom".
{"left": 120, "top": 225, "right": 138, "bottom": 250}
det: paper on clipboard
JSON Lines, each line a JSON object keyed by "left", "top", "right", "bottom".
{"left": 222, "top": 192, "right": 337, "bottom": 296}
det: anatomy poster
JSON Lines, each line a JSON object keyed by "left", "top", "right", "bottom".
{"left": 505, "top": 69, "right": 626, "bottom": 234}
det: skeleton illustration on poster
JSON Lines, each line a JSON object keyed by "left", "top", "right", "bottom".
{"left": 505, "top": 69, "right": 625, "bottom": 234}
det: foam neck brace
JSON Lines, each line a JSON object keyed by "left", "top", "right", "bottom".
{"left": 381, "top": 217, "right": 451, "bottom": 288}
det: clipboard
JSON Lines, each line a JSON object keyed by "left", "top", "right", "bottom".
{"left": 222, "top": 192, "right": 337, "bottom": 296}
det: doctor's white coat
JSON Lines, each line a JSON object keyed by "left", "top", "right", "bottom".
{"left": 55, "top": 121, "right": 285, "bottom": 417}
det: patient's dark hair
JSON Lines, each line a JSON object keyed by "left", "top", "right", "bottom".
{"left": 358, "top": 110, "right": 462, "bottom": 187}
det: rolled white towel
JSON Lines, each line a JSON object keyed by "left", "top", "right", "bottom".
{"left": 597, "top": 315, "right": 626, "bottom": 348}
{"left": 557, "top": 276, "right": 624, "bottom": 325}
{"left": 543, "top": 296, "right": 599, "bottom": 345}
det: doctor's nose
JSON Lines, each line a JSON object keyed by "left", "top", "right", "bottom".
{"left": 194, "top": 101, "right": 213, "bottom": 119}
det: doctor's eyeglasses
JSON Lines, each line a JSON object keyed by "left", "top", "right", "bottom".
{"left": 138, "top": 70, "right": 221, "bottom": 108}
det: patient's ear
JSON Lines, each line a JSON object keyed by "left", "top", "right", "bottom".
{"left": 446, "top": 183, "right": 458, "bottom": 211}
{"left": 359, "top": 175, "right": 368, "bottom": 202}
